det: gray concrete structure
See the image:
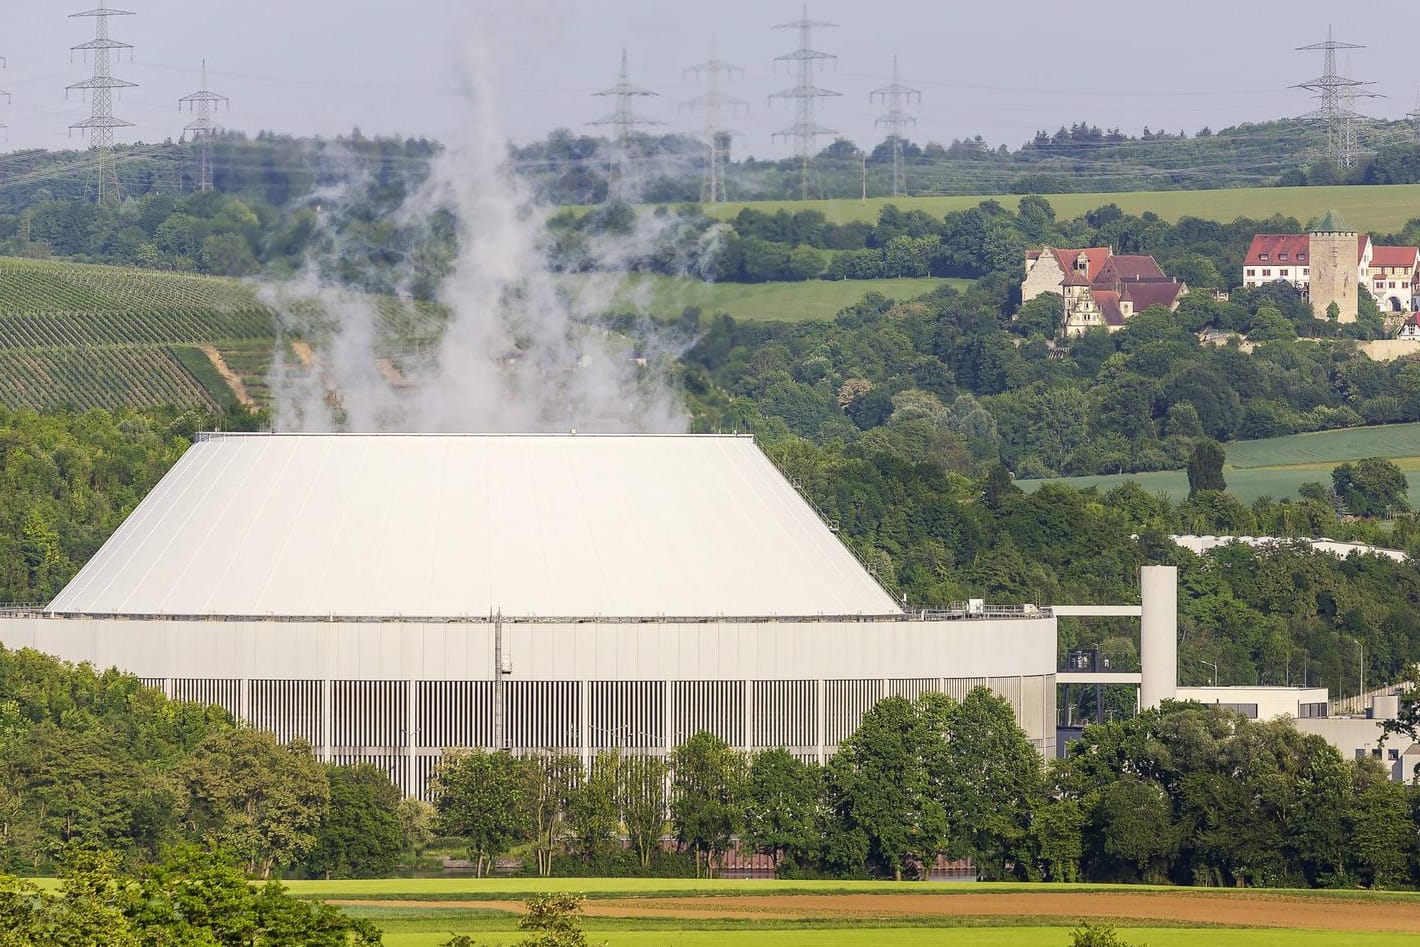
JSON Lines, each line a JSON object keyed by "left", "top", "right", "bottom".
{"left": 0, "top": 432, "right": 1067, "bottom": 797}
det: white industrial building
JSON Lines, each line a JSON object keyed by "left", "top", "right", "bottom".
{"left": 0, "top": 433, "right": 1189, "bottom": 797}
{"left": 1175, "top": 686, "right": 1331, "bottom": 721}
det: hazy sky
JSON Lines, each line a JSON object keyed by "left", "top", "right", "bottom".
{"left": 1, "top": 0, "right": 1413, "bottom": 158}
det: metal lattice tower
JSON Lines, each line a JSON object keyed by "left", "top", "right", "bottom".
{"left": 683, "top": 38, "right": 747, "bottom": 205}
{"left": 180, "top": 60, "right": 230, "bottom": 192}
{"left": 770, "top": 4, "right": 840, "bottom": 200}
{"left": 870, "top": 56, "right": 920, "bottom": 199}
{"left": 1293, "top": 27, "right": 1379, "bottom": 169}
{"left": 589, "top": 50, "right": 661, "bottom": 202}
{"left": 67, "top": 2, "right": 137, "bottom": 204}
{"left": 0, "top": 57, "right": 10, "bottom": 140}
{"left": 1407, "top": 89, "right": 1420, "bottom": 142}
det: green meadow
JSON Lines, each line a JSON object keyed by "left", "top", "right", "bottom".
{"left": 698, "top": 183, "right": 1420, "bottom": 232}
{"left": 559, "top": 273, "right": 964, "bottom": 322}
{"left": 1026, "top": 421, "right": 1420, "bottom": 506}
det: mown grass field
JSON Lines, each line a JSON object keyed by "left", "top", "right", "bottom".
{"left": 1024, "top": 421, "right": 1420, "bottom": 505}
{"left": 699, "top": 183, "right": 1420, "bottom": 232}
{"left": 560, "top": 273, "right": 961, "bottom": 323}
{"left": 280, "top": 878, "right": 1420, "bottom": 947}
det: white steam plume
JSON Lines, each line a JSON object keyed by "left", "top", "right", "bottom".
{"left": 266, "top": 16, "right": 687, "bottom": 435}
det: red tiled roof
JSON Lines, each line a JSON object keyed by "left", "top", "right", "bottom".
{"left": 1371, "top": 245, "right": 1419, "bottom": 268}
{"left": 1245, "top": 234, "right": 1309, "bottom": 266}
{"left": 1050, "top": 247, "right": 1112, "bottom": 283}
{"left": 1245, "top": 234, "right": 1371, "bottom": 266}
{"left": 1096, "top": 255, "right": 1166, "bottom": 284}
{"left": 1093, "top": 290, "right": 1125, "bottom": 326}
{"left": 1119, "top": 279, "right": 1186, "bottom": 311}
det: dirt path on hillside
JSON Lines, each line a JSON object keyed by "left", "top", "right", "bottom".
{"left": 198, "top": 345, "right": 255, "bottom": 409}
{"left": 375, "top": 358, "right": 406, "bottom": 387}
{"left": 290, "top": 340, "right": 315, "bottom": 367}
{"left": 329, "top": 891, "right": 1420, "bottom": 933}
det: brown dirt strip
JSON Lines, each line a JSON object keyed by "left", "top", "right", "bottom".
{"left": 199, "top": 345, "right": 255, "bottom": 409}
{"left": 290, "top": 340, "right": 315, "bottom": 367}
{"left": 329, "top": 892, "right": 1420, "bottom": 932}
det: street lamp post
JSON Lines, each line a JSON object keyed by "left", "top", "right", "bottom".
{"left": 1200, "top": 659, "right": 1218, "bottom": 687}
{"left": 1351, "top": 637, "right": 1365, "bottom": 712}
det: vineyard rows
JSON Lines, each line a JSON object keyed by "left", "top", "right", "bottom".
{"left": 217, "top": 343, "right": 276, "bottom": 403}
{"left": 0, "top": 348, "right": 221, "bottom": 411}
{"left": 0, "top": 309, "right": 275, "bottom": 350}
{"left": 0, "top": 258, "right": 260, "bottom": 312}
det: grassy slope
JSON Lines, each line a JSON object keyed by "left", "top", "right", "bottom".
{"left": 561, "top": 273, "right": 962, "bottom": 323}
{"left": 1024, "top": 421, "right": 1420, "bottom": 505}
{"left": 701, "top": 184, "right": 1420, "bottom": 232}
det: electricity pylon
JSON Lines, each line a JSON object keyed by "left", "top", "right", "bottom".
{"left": 683, "top": 38, "right": 747, "bottom": 204}
{"left": 589, "top": 49, "right": 661, "bottom": 202}
{"left": 1294, "top": 27, "right": 1379, "bottom": 168}
{"left": 0, "top": 57, "right": 10, "bottom": 140}
{"left": 770, "top": 4, "right": 840, "bottom": 201}
{"left": 180, "top": 60, "right": 230, "bottom": 192}
{"left": 67, "top": 1, "right": 138, "bottom": 204}
{"left": 870, "top": 56, "right": 920, "bottom": 198}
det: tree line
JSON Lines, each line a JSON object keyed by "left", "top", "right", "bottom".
{"left": 11, "top": 635, "right": 1420, "bottom": 889}
{"left": 0, "top": 644, "right": 418, "bottom": 879}
{"left": 681, "top": 276, "right": 1411, "bottom": 482}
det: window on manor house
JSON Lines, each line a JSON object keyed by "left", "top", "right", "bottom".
{"left": 1259, "top": 253, "right": 1270, "bottom": 261}
{"left": 1280, "top": 269, "right": 1289, "bottom": 277}
{"left": 1279, "top": 253, "right": 1288, "bottom": 260}
{"left": 1246, "top": 269, "right": 1255, "bottom": 276}
{"left": 1262, "top": 269, "right": 1271, "bottom": 277}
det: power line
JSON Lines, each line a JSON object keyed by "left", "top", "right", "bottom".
{"left": 870, "top": 55, "right": 920, "bottom": 198}
{"left": 769, "top": 4, "right": 839, "bottom": 200}
{"left": 180, "top": 59, "right": 230, "bottom": 192}
{"left": 67, "top": 1, "right": 137, "bottom": 204}
{"left": 682, "top": 37, "right": 747, "bottom": 205}
{"left": 1293, "top": 26, "right": 1379, "bottom": 169}
{"left": 588, "top": 49, "right": 660, "bottom": 202}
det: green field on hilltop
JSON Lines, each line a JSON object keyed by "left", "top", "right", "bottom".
{"left": 1225, "top": 422, "right": 1420, "bottom": 468}
{"left": 561, "top": 273, "right": 960, "bottom": 322}
{"left": 1025, "top": 421, "right": 1420, "bottom": 505}
{"left": 699, "top": 183, "right": 1420, "bottom": 232}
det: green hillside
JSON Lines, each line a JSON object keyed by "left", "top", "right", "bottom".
{"left": 702, "top": 183, "right": 1420, "bottom": 233}
{"left": 561, "top": 273, "right": 963, "bottom": 322}
{"left": 0, "top": 257, "right": 277, "bottom": 412}
{"left": 1024, "top": 422, "right": 1420, "bottom": 506}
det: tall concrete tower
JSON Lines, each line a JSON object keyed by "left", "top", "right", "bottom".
{"left": 1139, "top": 566, "right": 1178, "bottom": 710}
{"left": 1310, "top": 210, "right": 1358, "bottom": 323}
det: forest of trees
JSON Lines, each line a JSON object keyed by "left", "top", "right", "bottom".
{"left": 677, "top": 273, "right": 1418, "bottom": 480}
{"left": 7, "top": 641, "right": 1420, "bottom": 890}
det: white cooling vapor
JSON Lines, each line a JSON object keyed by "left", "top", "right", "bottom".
{"left": 265, "top": 18, "right": 687, "bottom": 435}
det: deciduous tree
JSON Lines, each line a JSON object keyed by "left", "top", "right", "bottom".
{"left": 432, "top": 750, "right": 529, "bottom": 877}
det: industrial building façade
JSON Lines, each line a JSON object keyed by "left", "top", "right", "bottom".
{"left": 0, "top": 432, "right": 1180, "bottom": 796}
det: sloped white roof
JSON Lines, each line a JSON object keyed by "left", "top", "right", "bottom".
{"left": 48, "top": 433, "right": 900, "bottom": 618}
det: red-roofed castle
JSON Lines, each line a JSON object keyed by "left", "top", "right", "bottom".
{"left": 1242, "top": 212, "right": 1420, "bottom": 321}
{"left": 1022, "top": 247, "right": 1187, "bottom": 336}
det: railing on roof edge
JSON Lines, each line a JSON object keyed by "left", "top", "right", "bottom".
{"left": 0, "top": 606, "right": 1054, "bottom": 624}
